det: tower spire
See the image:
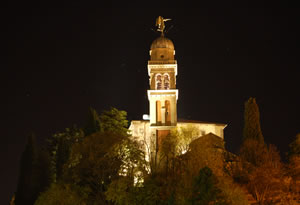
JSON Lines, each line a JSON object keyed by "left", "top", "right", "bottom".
{"left": 155, "top": 16, "right": 171, "bottom": 36}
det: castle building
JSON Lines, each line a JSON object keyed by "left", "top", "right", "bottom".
{"left": 129, "top": 17, "right": 226, "bottom": 162}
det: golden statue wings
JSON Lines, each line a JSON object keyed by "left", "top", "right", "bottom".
{"left": 156, "top": 16, "right": 171, "bottom": 34}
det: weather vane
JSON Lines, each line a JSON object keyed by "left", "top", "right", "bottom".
{"left": 155, "top": 16, "right": 171, "bottom": 36}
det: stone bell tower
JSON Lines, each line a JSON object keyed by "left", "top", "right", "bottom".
{"left": 129, "top": 17, "right": 227, "bottom": 167}
{"left": 147, "top": 16, "right": 178, "bottom": 153}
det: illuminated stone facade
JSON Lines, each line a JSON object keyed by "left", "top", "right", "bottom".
{"left": 129, "top": 34, "right": 227, "bottom": 162}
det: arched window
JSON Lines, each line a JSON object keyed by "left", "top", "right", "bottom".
{"left": 165, "top": 100, "right": 171, "bottom": 125}
{"left": 163, "top": 74, "right": 170, "bottom": 90}
{"left": 156, "top": 101, "right": 162, "bottom": 124}
{"left": 156, "top": 74, "right": 162, "bottom": 90}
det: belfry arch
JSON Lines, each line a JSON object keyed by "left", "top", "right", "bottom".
{"left": 163, "top": 73, "right": 170, "bottom": 90}
{"left": 155, "top": 74, "right": 162, "bottom": 90}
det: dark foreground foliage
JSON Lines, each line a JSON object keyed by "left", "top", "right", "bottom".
{"left": 13, "top": 102, "right": 300, "bottom": 205}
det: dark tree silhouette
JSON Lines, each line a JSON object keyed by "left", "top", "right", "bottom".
{"left": 15, "top": 134, "right": 51, "bottom": 205}
{"left": 243, "top": 97, "right": 264, "bottom": 144}
{"left": 240, "top": 97, "right": 265, "bottom": 166}
{"left": 47, "top": 126, "right": 84, "bottom": 182}
{"left": 84, "top": 107, "right": 101, "bottom": 136}
{"left": 189, "top": 166, "right": 223, "bottom": 205}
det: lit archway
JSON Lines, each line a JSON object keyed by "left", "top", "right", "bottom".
{"left": 156, "top": 100, "right": 162, "bottom": 124}
{"left": 165, "top": 100, "right": 171, "bottom": 125}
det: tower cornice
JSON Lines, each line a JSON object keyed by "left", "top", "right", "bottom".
{"left": 147, "top": 64, "right": 178, "bottom": 76}
{"left": 147, "top": 89, "right": 179, "bottom": 101}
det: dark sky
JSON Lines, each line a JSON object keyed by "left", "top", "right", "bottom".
{"left": 1, "top": 2, "right": 299, "bottom": 204}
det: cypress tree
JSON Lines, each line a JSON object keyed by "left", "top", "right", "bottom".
{"left": 84, "top": 107, "right": 101, "bottom": 136}
{"left": 240, "top": 97, "right": 266, "bottom": 166}
{"left": 15, "top": 134, "right": 39, "bottom": 205}
{"left": 15, "top": 134, "right": 52, "bottom": 205}
{"left": 243, "top": 97, "right": 264, "bottom": 144}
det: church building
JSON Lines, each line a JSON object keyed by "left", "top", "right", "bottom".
{"left": 129, "top": 16, "right": 226, "bottom": 162}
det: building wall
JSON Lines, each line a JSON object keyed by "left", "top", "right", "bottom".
{"left": 176, "top": 123, "right": 225, "bottom": 139}
{"left": 129, "top": 120, "right": 226, "bottom": 161}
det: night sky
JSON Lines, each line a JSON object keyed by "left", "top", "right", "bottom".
{"left": 1, "top": 3, "right": 299, "bottom": 203}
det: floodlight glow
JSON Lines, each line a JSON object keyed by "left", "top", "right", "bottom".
{"left": 143, "top": 114, "right": 150, "bottom": 120}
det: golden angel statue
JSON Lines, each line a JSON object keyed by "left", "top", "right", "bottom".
{"left": 156, "top": 16, "right": 171, "bottom": 34}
